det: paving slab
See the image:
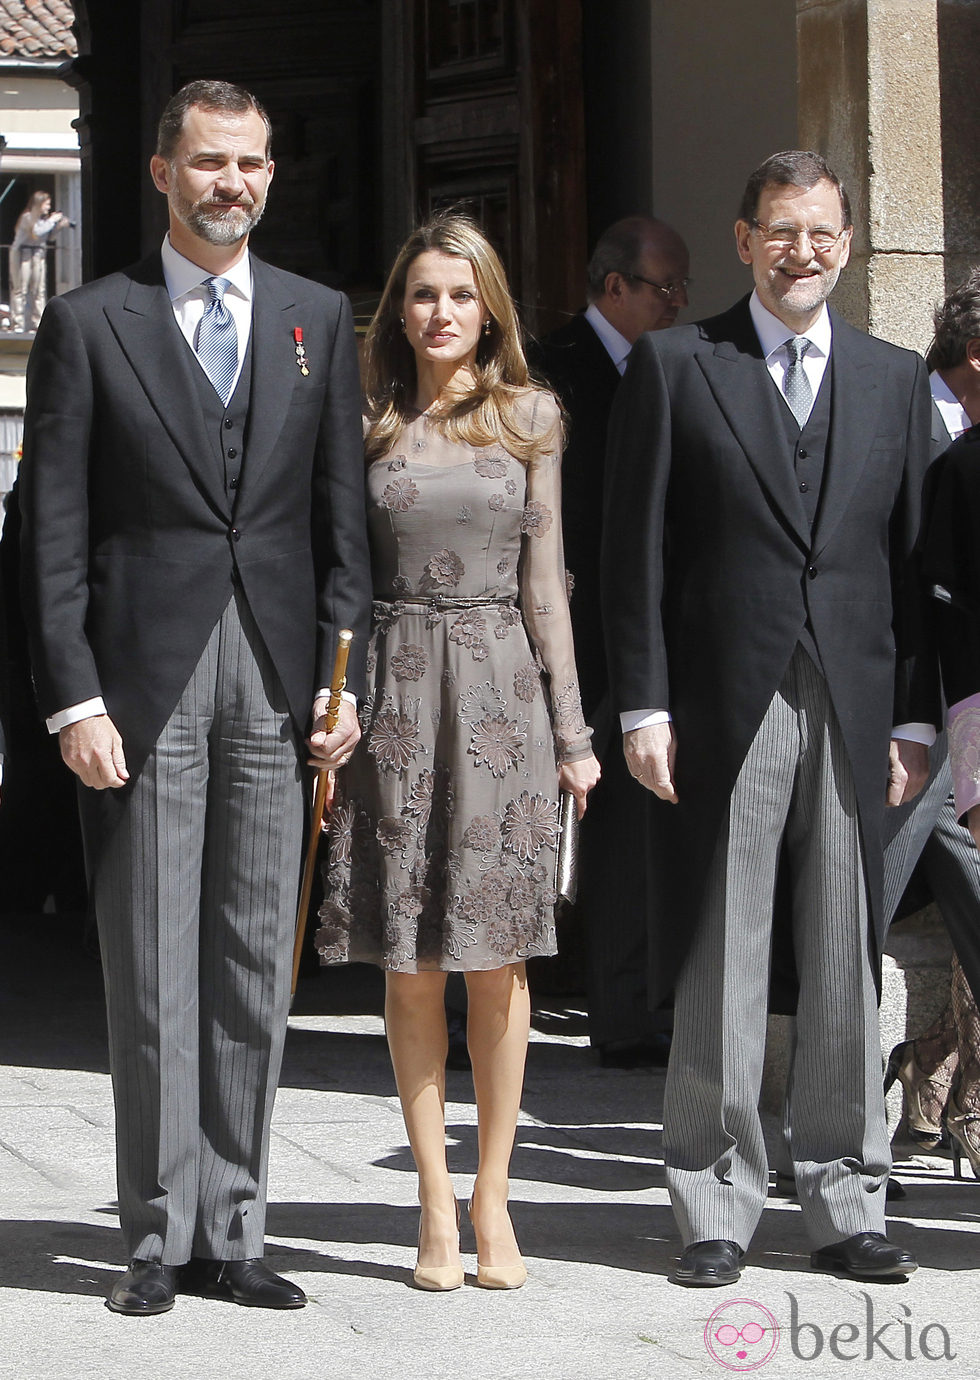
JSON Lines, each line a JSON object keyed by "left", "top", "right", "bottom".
{"left": 1, "top": 916, "right": 977, "bottom": 1380}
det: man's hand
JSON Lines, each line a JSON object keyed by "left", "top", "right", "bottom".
{"left": 886, "top": 738, "right": 929, "bottom": 807}
{"left": 308, "top": 696, "right": 360, "bottom": 771}
{"left": 623, "top": 721, "right": 678, "bottom": 803}
{"left": 60, "top": 714, "right": 129, "bottom": 789}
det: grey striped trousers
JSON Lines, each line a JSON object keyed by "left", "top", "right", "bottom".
{"left": 664, "top": 647, "right": 890, "bottom": 1250}
{"left": 94, "top": 587, "right": 304, "bottom": 1264}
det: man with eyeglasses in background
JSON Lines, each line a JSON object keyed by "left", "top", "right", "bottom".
{"left": 531, "top": 216, "right": 689, "bottom": 1070}
{"left": 602, "top": 152, "right": 935, "bottom": 1286}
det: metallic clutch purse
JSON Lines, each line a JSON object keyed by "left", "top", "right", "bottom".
{"left": 554, "top": 789, "right": 580, "bottom": 904}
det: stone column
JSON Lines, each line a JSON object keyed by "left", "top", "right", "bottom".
{"left": 797, "top": 0, "right": 945, "bottom": 352}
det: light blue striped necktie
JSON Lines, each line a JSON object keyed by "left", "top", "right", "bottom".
{"left": 197, "top": 276, "right": 238, "bottom": 405}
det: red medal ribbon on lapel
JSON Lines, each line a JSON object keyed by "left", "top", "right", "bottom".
{"left": 293, "top": 326, "right": 309, "bottom": 376}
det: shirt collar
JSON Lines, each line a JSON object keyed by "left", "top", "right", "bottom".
{"left": 585, "top": 302, "right": 632, "bottom": 372}
{"left": 749, "top": 289, "right": 832, "bottom": 361}
{"left": 160, "top": 234, "right": 253, "bottom": 305}
{"left": 930, "top": 371, "right": 973, "bottom": 440}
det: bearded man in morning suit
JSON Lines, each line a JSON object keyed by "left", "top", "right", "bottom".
{"left": 20, "top": 81, "right": 371, "bottom": 1315}
{"left": 602, "top": 151, "right": 935, "bottom": 1287}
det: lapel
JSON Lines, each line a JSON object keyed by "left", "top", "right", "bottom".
{"left": 103, "top": 254, "right": 230, "bottom": 515}
{"left": 810, "top": 309, "right": 886, "bottom": 557}
{"left": 234, "top": 256, "right": 301, "bottom": 504}
{"left": 694, "top": 297, "right": 810, "bottom": 547}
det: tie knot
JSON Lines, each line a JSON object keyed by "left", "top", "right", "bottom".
{"left": 786, "top": 335, "right": 811, "bottom": 365}
{"left": 207, "top": 276, "right": 230, "bottom": 304}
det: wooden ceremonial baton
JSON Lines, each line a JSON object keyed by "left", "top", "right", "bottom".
{"left": 290, "top": 628, "right": 353, "bottom": 1005}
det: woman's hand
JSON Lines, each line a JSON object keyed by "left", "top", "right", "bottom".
{"left": 559, "top": 752, "right": 601, "bottom": 819}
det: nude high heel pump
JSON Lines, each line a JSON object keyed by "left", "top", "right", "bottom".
{"left": 946, "top": 1094, "right": 980, "bottom": 1182}
{"left": 468, "top": 1199, "right": 527, "bottom": 1290}
{"left": 883, "top": 1040, "right": 950, "bottom": 1148}
{"left": 413, "top": 1198, "right": 464, "bottom": 1292}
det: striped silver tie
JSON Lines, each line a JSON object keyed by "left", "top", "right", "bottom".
{"left": 197, "top": 276, "right": 237, "bottom": 405}
{"left": 783, "top": 335, "right": 813, "bottom": 428}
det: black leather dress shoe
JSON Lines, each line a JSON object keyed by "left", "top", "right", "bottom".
{"left": 671, "top": 1239, "right": 744, "bottom": 1287}
{"left": 106, "top": 1259, "right": 179, "bottom": 1315}
{"left": 181, "top": 1257, "right": 307, "bottom": 1308}
{"left": 811, "top": 1232, "right": 917, "bottom": 1279}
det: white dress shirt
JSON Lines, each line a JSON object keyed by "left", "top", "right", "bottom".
{"left": 585, "top": 302, "right": 632, "bottom": 376}
{"left": 620, "top": 291, "right": 933, "bottom": 746}
{"left": 930, "top": 371, "right": 972, "bottom": 441}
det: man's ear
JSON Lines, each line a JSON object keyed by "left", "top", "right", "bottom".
{"left": 734, "top": 220, "right": 753, "bottom": 266}
{"left": 149, "top": 155, "right": 171, "bottom": 195}
{"left": 966, "top": 338, "right": 980, "bottom": 373}
{"left": 605, "top": 272, "right": 626, "bottom": 301}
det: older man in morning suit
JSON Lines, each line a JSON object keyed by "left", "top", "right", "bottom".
{"left": 602, "top": 151, "right": 934, "bottom": 1286}
{"left": 532, "top": 216, "right": 689, "bottom": 1067}
{"left": 20, "top": 81, "right": 371, "bottom": 1315}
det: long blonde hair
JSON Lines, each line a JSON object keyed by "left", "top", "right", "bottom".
{"left": 364, "top": 211, "right": 556, "bottom": 464}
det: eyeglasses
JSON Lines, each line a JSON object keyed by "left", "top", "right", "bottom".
{"left": 751, "top": 221, "right": 849, "bottom": 252}
{"left": 625, "top": 272, "right": 692, "bottom": 300}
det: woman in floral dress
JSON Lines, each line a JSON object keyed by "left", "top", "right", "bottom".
{"left": 316, "top": 213, "right": 600, "bottom": 1290}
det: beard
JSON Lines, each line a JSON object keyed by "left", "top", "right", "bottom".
{"left": 768, "top": 262, "right": 841, "bottom": 319}
{"left": 170, "top": 185, "right": 266, "bottom": 247}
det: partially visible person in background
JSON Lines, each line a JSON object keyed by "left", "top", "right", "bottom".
{"left": 911, "top": 270, "right": 980, "bottom": 1178}
{"left": 10, "top": 191, "right": 70, "bottom": 333}
{"left": 531, "top": 215, "right": 689, "bottom": 1068}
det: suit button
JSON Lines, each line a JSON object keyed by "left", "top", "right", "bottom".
{"left": 807, "top": 565, "right": 817, "bottom": 579}
{"left": 799, "top": 448, "right": 808, "bottom": 459}
{"left": 224, "top": 417, "right": 234, "bottom": 429}
{"left": 800, "top": 481, "right": 809, "bottom": 492}
{"left": 231, "top": 528, "right": 241, "bottom": 542}
{"left": 229, "top": 477, "right": 239, "bottom": 490}
{"left": 227, "top": 447, "right": 238, "bottom": 459}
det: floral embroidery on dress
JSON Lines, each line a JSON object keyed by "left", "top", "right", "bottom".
{"left": 505, "top": 478, "right": 518, "bottom": 496}
{"left": 425, "top": 548, "right": 465, "bottom": 587}
{"left": 501, "top": 790, "right": 559, "bottom": 862}
{"left": 488, "top": 493, "right": 507, "bottom": 512}
{"left": 497, "top": 557, "right": 511, "bottom": 576}
{"left": 390, "top": 644, "right": 429, "bottom": 682}
{"left": 520, "top": 500, "right": 553, "bottom": 537}
{"left": 449, "top": 611, "right": 489, "bottom": 660}
{"left": 468, "top": 713, "right": 528, "bottom": 777}
{"left": 377, "top": 816, "right": 414, "bottom": 854}
{"left": 494, "top": 605, "right": 522, "bottom": 640}
{"left": 462, "top": 814, "right": 499, "bottom": 851}
{"left": 474, "top": 452, "right": 508, "bottom": 478}
{"left": 381, "top": 476, "right": 420, "bottom": 511}
{"left": 553, "top": 682, "right": 588, "bottom": 738}
{"left": 402, "top": 769, "right": 435, "bottom": 829}
{"left": 368, "top": 696, "right": 424, "bottom": 773}
{"left": 458, "top": 682, "right": 506, "bottom": 724}
{"left": 388, "top": 454, "right": 407, "bottom": 471}
{"left": 457, "top": 505, "right": 472, "bottom": 524}
{"left": 391, "top": 573, "right": 411, "bottom": 594}
{"left": 513, "top": 662, "right": 540, "bottom": 703}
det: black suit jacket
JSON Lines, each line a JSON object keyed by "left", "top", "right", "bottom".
{"left": 923, "top": 421, "right": 980, "bottom": 709}
{"left": 530, "top": 312, "right": 621, "bottom": 729}
{"left": 19, "top": 251, "right": 371, "bottom": 863}
{"left": 601, "top": 295, "right": 935, "bottom": 1002}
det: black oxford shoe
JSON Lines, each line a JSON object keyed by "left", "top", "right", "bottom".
{"left": 671, "top": 1239, "right": 744, "bottom": 1287}
{"left": 106, "top": 1259, "right": 179, "bottom": 1315}
{"left": 181, "top": 1257, "right": 307, "bottom": 1308}
{"left": 811, "top": 1232, "right": 917, "bottom": 1280}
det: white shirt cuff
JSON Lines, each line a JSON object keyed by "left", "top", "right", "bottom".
{"left": 891, "top": 722, "right": 937, "bottom": 747}
{"left": 316, "top": 689, "right": 357, "bottom": 706}
{"left": 47, "top": 697, "right": 107, "bottom": 734}
{"left": 620, "top": 708, "right": 672, "bottom": 734}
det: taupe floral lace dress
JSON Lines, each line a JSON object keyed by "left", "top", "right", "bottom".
{"left": 315, "top": 389, "right": 592, "bottom": 972}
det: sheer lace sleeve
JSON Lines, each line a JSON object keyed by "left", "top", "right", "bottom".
{"left": 517, "top": 391, "right": 593, "bottom": 762}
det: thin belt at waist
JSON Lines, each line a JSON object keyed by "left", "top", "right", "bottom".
{"left": 373, "top": 593, "right": 517, "bottom": 616}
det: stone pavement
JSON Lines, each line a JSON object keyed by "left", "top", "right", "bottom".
{"left": 1, "top": 915, "right": 978, "bottom": 1380}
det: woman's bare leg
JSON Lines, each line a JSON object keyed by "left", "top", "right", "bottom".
{"left": 465, "top": 961, "right": 531, "bottom": 1267}
{"left": 384, "top": 970, "right": 460, "bottom": 1267}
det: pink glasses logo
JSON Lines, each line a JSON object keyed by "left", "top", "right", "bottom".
{"left": 704, "top": 1299, "right": 780, "bottom": 1371}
